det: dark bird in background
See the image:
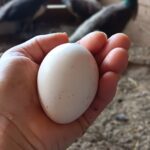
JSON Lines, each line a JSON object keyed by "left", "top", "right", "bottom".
{"left": 70, "top": 0, "right": 138, "bottom": 42}
{"left": 62, "top": 0, "right": 102, "bottom": 20}
{"left": 0, "top": 0, "right": 10, "bottom": 6}
{"left": 0, "top": 0, "right": 47, "bottom": 35}
{"left": 0, "top": 0, "right": 11, "bottom": 4}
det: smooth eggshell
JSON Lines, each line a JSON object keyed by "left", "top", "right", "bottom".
{"left": 37, "top": 43, "right": 99, "bottom": 124}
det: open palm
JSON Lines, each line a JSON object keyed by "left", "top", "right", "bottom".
{"left": 0, "top": 32, "right": 130, "bottom": 150}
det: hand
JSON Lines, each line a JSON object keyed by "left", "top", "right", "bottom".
{"left": 0, "top": 32, "right": 130, "bottom": 150}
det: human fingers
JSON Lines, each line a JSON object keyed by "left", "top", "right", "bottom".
{"left": 100, "top": 48, "right": 128, "bottom": 74}
{"left": 98, "top": 33, "right": 130, "bottom": 64}
{"left": 78, "top": 31, "right": 107, "bottom": 55}
{"left": 1, "top": 33, "right": 68, "bottom": 64}
{"left": 78, "top": 32, "right": 130, "bottom": 74}
{"left": 76, "top": 33, "right": 130, "bottom": 129}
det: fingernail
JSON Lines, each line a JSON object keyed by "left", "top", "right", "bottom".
{"left": 92, "top": 31, "right": 108, "bottom": 39}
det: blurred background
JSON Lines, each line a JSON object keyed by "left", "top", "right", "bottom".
{"left": 0, "top": 0, "right": 150, "bottom": 149}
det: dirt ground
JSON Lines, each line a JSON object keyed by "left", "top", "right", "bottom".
{"left": 0, "top": 22, "right": 150, "bottom": 150}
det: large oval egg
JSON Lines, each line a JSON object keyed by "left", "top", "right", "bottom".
{"left": 37, "top": 43, "right": 99, "bottom": 124}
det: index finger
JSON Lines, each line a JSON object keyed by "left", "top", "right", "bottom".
{"left": 2, "top": 33, "right": 69, "bottom": 64}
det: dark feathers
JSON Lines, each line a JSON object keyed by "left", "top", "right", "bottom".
{"left": 62, "top": 0, "right": 102, "bottom": 19}
{"left": 70, "top": 1, "right": 138, "bottom": 42}
{"left": 0, "top": 0, "right": 47, "bottom": 34}
{"left": 0, "top": 0, "right": 46, "bottom": 21}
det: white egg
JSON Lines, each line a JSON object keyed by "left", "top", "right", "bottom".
{"left": 37, "top": 43, "right": 99, "bottom": 124}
